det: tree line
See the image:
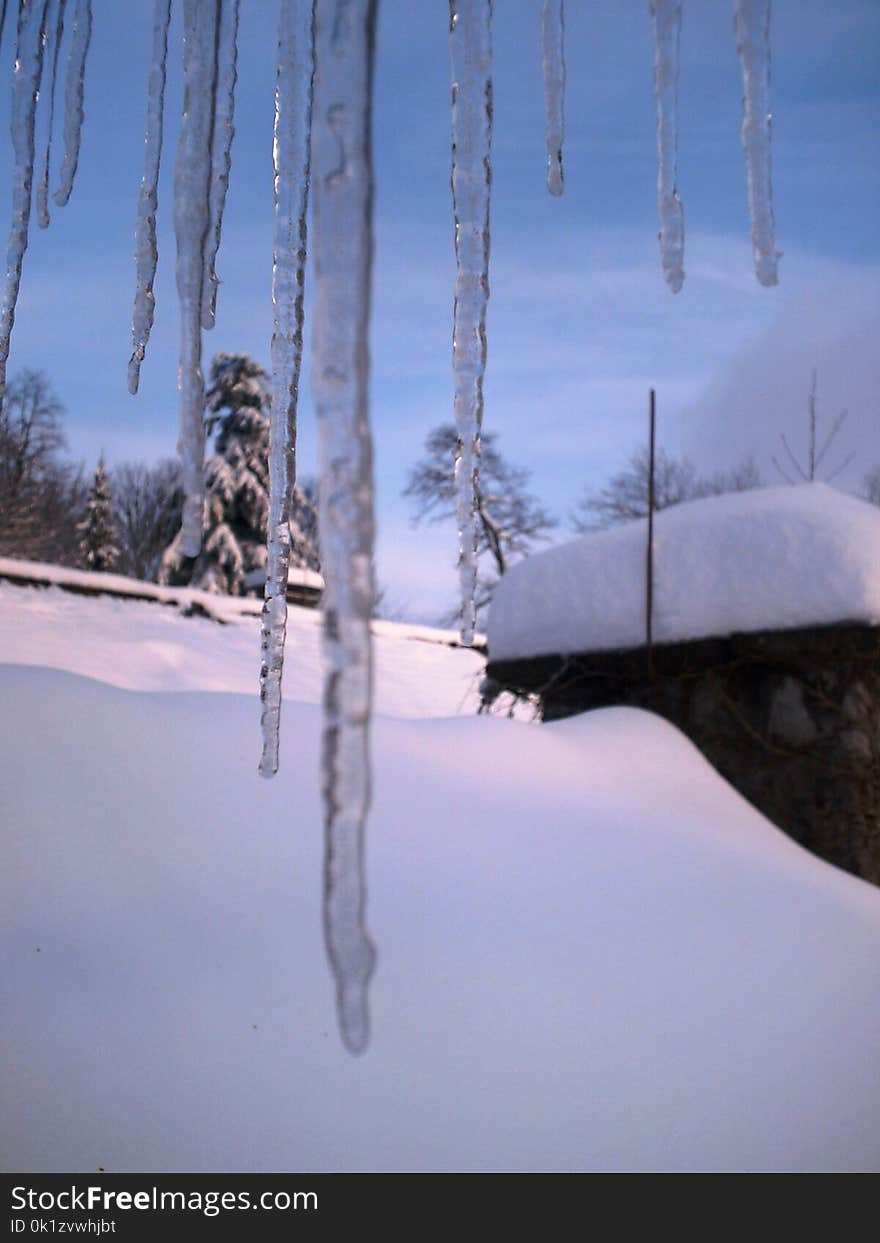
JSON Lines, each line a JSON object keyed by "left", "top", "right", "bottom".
{"left": 1, "top": 357, "right": 877, "bottom": 621}
{"left": 0, "top": 355, "right": 320, "bottom": 592}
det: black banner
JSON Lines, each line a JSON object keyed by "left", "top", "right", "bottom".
{"left": 1, "top": 1170, "right": 859, "bottom": 1237}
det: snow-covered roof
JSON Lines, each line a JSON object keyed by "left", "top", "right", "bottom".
{"left": 488, "top": 484, "right": 880, "bottom": 662}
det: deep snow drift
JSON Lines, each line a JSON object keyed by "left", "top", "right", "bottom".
{"left": 1, "top": 580, "right": 879, "bottom": 1172}
{"left": 488, "top": 484, "right": 880, "bottom": 661}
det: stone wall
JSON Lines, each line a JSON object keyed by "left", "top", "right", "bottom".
{"left": 487, "top": 623, "right": 880, "bottom": 886}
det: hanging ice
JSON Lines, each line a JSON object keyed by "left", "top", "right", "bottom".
{"left": 0, "top": 0, "right": 48, "bottom": 410}
{"left": 450, "top": 0, "right": 493, "bottom": 647}
{"left": 259, "top": 0, "right": 314, "bottom": 779}
{"left": 128, "top": 0, "right": 172, "bottom": 395}
{"left": 734, "top": 0, "right": 779, "bottom": 286}
{"left": 650, "top": 0, "right": 684, "bottom": 292}
{"left": 53, "top": 0, "right": 91, "bottom": 208}
{"left": 540, "top": 0, "right": 564, "bottom": 196}
{"left": 173, "top": 0, "right": 219, "bottom": 557}
{"left": 201, "top": 0, "right": 239, "bottom": 331}
{"left": 311, "top": 0, "right": 378, "bottom": 1056}
{"left": 36, "top": 0, "right": 67, "bottom": 231}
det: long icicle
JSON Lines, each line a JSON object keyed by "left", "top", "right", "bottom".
{"left": 540, "top": 0, "right": 564, "bottom": 196}
{"left": 450, "top": 0, "right": 492, "bottom": 647}
{"left": 128, "top": 0, "right": 172, "bottom": 395}
{"left": 650, "top": 0, "right": 684, "bottom": 292}
{"left": 36, "top": 0, "right": 67, "bottom": 230}
{"left": 174, "top": 0, "right": 219, "bottom": 557}
{"left": 259, "top": 0, "right": 314, "bottom": 778}
{"left": 201, "top": 0, "right": 239, "bottom": 331}
{"left": 0, "top": 0, "right": 49, "bottom": 411}
{"left": 734, "top": 0, "right": 779, "bottom": 286}
{"left": 53, "top": 0, "right": 91, "bottom": 208}
{"left": 312, "top": 0, "right": 378, "bottom": 1056}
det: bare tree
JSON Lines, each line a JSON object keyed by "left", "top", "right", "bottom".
{"left": 0, "top": 369, "right": 84, "bottom": 563}
{"left": 572, "top": 447, "right": 761, "bottom": 531}
{"left": 771, "top": 368, "right": 854, "bottom": 485}
{"left": 111, "top": 459, "right": 182, "bottom": 581}
{"left": 403, "top": 423, "right": 556, "bottom": 617}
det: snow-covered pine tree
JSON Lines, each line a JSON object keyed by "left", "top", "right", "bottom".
{"left": 160, "top": 353, "right": 319, "bottom": 594}
{"left": 78, "top": 457, "right": 120, "bottom": 573}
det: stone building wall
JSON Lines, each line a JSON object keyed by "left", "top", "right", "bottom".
{"left": 487, "top": 623, "right": 880, "bottom": 886}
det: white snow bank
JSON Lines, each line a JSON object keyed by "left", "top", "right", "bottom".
{"left": 488, "top": 484, "right": 880, "bottom": 661}
{"left": 2, "top": 666, "right": 879, "bottom": 1172}
{"left": 0, "top": 580, "right": 486, "bottom": 717}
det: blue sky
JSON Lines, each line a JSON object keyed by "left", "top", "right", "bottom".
{"left": 1, "top": 0, "right": 878, "bottom": 619}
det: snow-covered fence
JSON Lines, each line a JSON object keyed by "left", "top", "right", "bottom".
{"left": 0, "top": 556, "right": 323, "bottom": 617}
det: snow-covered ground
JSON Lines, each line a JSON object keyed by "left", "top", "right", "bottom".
{"left": 0, "top": 576, "right": 485, "bottom": 716}
{"left": 2, "top": 577, "right": 880, "bottom": 1172}
{"left": 489, "top": 484, "right": 880, "bottom": 660}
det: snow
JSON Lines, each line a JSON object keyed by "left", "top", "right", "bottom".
{"left": 2, "top": 648, "right": 879, "bottom": 1171}
{"left": 488, "top": 484, "right": 880, "bottom": 662}
{"left": 0, "top": 574, "right": 483, "bottom": 715}
{"left": 1, "top": 575, "right": 880, "bottom": 1170}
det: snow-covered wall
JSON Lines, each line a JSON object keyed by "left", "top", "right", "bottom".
{"left": 488, "top": 485, "right": 880, "bottom": 662}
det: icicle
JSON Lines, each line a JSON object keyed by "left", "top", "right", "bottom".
{"left": 127, "top": 0, "right": 172, "bottom": 395}
{"left": 540, "top": 0, "right": 564, "bottom": 196}
{"left": 173, "top": 0, "right": 219, "bottom": 557}
{"left": 449, "top": 0, "right": 492, "bottom": 647}
{"left": 650, "top": 0, "right": 684, "bottom": 292}
{"left": 0, "top": 2, "right": 10, "bottom": 51}
{"left": 35, "top": 0, "right": 66, "bottom": 231}
{"left": 0, "top": 0, "right": 48, "bottom": 410}
{"left": 258, "top": 0, "right": 314, "bottom": 778}
{"left": 311, "top": 0, "right": 377, "bottom": 1056}
{"left": 201, "top": 0, "right": 239, "bottom": 331}
{"left": 734, "top": 0, "right": 778, "bottom": 286}
{"left": 53, "top": 0, "right": 91, "bottom": 208}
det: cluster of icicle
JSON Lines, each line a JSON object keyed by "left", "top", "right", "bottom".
{"left": 130, "top": 0, "right": 378, "bottom": 1056}
{"left": 0, "top": 0, "right": 92, "bottom": 410}
{"left": 0, "top": 0, "right": 781, "bottom": 1053}
{"left": 649, "top": 0, "right": 780, "bottom": 292}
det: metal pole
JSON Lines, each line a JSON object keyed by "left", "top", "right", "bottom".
{"left": 646, "top": 388, "right": 656, "bottom": 676}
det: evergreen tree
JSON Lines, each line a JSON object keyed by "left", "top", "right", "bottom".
{"left": 78, "top": 457, "right": 120, "bottom": 573}
{"left": 160, "top": 353, "right": 319, "bottom": 594}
